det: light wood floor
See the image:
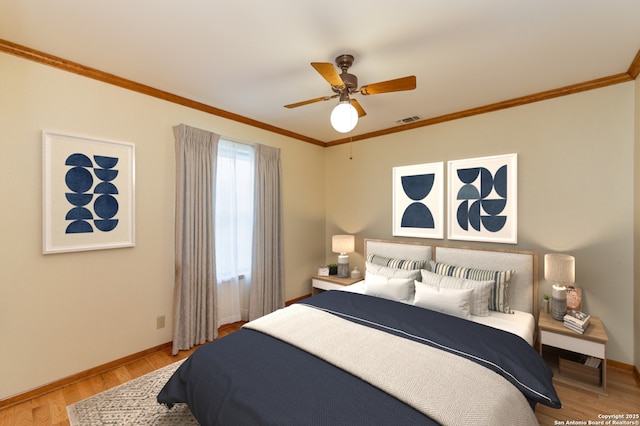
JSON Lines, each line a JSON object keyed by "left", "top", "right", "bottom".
{"left": 1, "top": 322, "right": 638, "bottom": 426}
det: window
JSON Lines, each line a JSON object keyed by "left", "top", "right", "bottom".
{"left": 215, "top": 139, "right": 255, "bottom": 281}
{"left": 214, "top": 139, "right": 255, "bottom": 324}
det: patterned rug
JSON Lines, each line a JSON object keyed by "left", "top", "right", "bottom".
{"left": 67, "top": 360, "right": 198, "bottom": 425}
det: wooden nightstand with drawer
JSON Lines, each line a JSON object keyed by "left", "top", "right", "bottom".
{"left": 538, "top": 311, "right": 608, "bottom": 394}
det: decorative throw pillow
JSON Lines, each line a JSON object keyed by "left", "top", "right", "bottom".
{"left": 363, "top": 272, "right": 414, "bottom": 303}
{"left": 367, "top": 253, "right": 425, "bottom": 270}
{"left": 429, "top": 260, "right": 515, "bottom": 314}
{"left": 366, "top": 262, "right": 421, "bottom": 281}
{"left": 420, "top": 269, "right": 493, "bottom": 316}
{"left": 413, "top": 281, "right": 473, "bottom": 319}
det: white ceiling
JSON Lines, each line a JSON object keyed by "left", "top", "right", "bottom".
{"left": 2, "top": 1, "right": 639, "bottom": 144}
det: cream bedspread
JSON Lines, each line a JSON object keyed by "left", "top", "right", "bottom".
{"left": 245, "top": 304, "right": 539, "bottom": 426}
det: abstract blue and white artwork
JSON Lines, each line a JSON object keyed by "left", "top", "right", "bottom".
{"left": 392, "top": 162, "right": 443, "bottom": 239}
{"left": 447, "top": 153, "right": 517, "bottom": 244}
{"left": 43, "top": 131, "right": 135, "bottom": 253}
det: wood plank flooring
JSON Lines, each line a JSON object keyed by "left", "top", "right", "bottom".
{"left": 1, "top": 321, "right": 638, "bottom": 426}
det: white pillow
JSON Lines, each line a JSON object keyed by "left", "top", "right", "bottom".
{"left": 420, "top": 269, "right": 493, "bottom": 317}
{"left": 413, "top": 281, "right": 473, "bottom": 319}
{"left": 366, "top": 262, "right": 421, "bottom": 280}
{"left": 363, "top": 272, "right": 414, "bottom": 303}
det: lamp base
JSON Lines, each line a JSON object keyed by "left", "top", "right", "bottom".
{"left": 337, "top": 254, "right": 349, "bottom": 278}
{"left": 551, "top": 284, "right": 567, "bottom": 320}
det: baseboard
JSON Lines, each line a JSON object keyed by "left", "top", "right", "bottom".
{"left": 0, "top": 342, "right": 173, "bottom": 409}
{"left": 286, "top": 293, "right": 311, "bottom": 306}
{"left": 607, "top": 358, "right": 635, "bottom": 371}
{"left": 606, "top": 359, "right": 640, "bottom": 386}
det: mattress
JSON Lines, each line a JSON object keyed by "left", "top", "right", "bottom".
{"left": 340, "top": 281, "right": 535, "bottom": 345}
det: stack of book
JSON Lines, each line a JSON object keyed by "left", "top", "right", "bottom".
{"left": 563, "top": 310, "right": 590, "bottom": 334}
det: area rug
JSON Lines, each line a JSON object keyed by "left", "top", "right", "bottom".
{"left": 67, "top": 360, "right": 198, "bottom": 425}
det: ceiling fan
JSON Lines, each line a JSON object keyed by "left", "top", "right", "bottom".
{"left": 285, "top": 54, "right": 417, "bottom": 133}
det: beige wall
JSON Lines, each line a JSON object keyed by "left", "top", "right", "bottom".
{"left": 0, "top": 52, "right": 325, "bottom": 399}
{"left": 325, "top": 83, "right": 636, "bottom": 365}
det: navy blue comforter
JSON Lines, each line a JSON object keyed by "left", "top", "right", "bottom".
{"left": 158, "top": 291, "right": 560, "bottom": 425}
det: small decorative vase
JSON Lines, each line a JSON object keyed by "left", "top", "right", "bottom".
{"left": 543, "top": 299, "right": 550, "bottom": 314}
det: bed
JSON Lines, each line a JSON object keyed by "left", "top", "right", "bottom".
{"left": 158, "top": 239, "right": 561, "bottom": 425}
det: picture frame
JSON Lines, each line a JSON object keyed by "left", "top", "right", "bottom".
{"left": 392, "top": 162, "right": 444, "bottom": 239}
{"left": 43, "top": 131, "right": 135, "bottom": 254}
{"left": 447, "top": 153, "right": 517, "bottom": 244}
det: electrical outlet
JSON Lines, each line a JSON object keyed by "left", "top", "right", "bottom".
{"left": 156, "top": 315, "right": 165, "bottom": 329}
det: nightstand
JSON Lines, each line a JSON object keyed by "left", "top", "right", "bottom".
{"left": 311, "top": 275, "right": 362, "bottom": 296}
{"left": 538, "top": 311, "right": 608, "bottom": 394}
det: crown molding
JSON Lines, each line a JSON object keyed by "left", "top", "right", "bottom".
{"left": 1, "top": 38, "right": 637, "bottom": 148}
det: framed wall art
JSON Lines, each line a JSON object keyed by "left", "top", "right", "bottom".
{"left": 43, "top": 131, "right": 135, "bottom": 254}
{"left": 392, "top": 162, "right": 444, "bottom": 239}
{"left": 447, "top": 153, "right": 517, "bottom": 244}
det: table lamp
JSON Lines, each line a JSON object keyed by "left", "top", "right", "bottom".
{"left": 332, "top": 235, "right": 355, "bottom": 278}
{"left": 544, "top": 253, "right": 575, "bottom": 320}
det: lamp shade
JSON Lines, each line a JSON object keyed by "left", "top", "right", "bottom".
{"left": 332, "top": 235, "right": 354, "bottom": 254}
{"left": 544, "top": 253, "right": 575, "bottom": 285}
{"left": 330, "top": 101, "right": 358, "bottom": 133}
{"left": 545, "top": 253, "right": 575, "bottom": 320}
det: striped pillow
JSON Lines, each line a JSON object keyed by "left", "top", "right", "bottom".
{"left": 367, "top": 253, "right": 425, "bottom": 270}
{"left": 429, "top": 260, "right": 515, "bottom": 313}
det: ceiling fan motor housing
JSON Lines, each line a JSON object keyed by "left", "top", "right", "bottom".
{"left": 335, "top": 54, "right": 358, "bottom": 92}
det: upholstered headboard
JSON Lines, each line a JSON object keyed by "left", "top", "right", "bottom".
{"left": 365, "top": 239, "right": 433, "bottom": 265}
{"left": 364, "top": 239, "right": 538, "bottom": 318}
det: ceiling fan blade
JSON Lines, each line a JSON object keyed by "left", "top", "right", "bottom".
{"left": 284, "top": 95, "right": 337, "bottom": 109}
{"left": 359, "top": 75, "right": 416, "bottom": 95}
{"left": 311, "top": 62, "right": 344, "bottom": 87}
{"left": 351, "top": 99, "right": 367, "bottom": 117}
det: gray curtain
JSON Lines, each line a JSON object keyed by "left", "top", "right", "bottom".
{"left": 172, "top": 124, "right": 219, "bottom": 355}
{"left": 249, "top": 144, "right": 285, "bottom": 320}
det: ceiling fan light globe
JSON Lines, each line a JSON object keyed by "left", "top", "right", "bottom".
{"left": 330, "top": 102, "right": 358, "bottom": 133}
